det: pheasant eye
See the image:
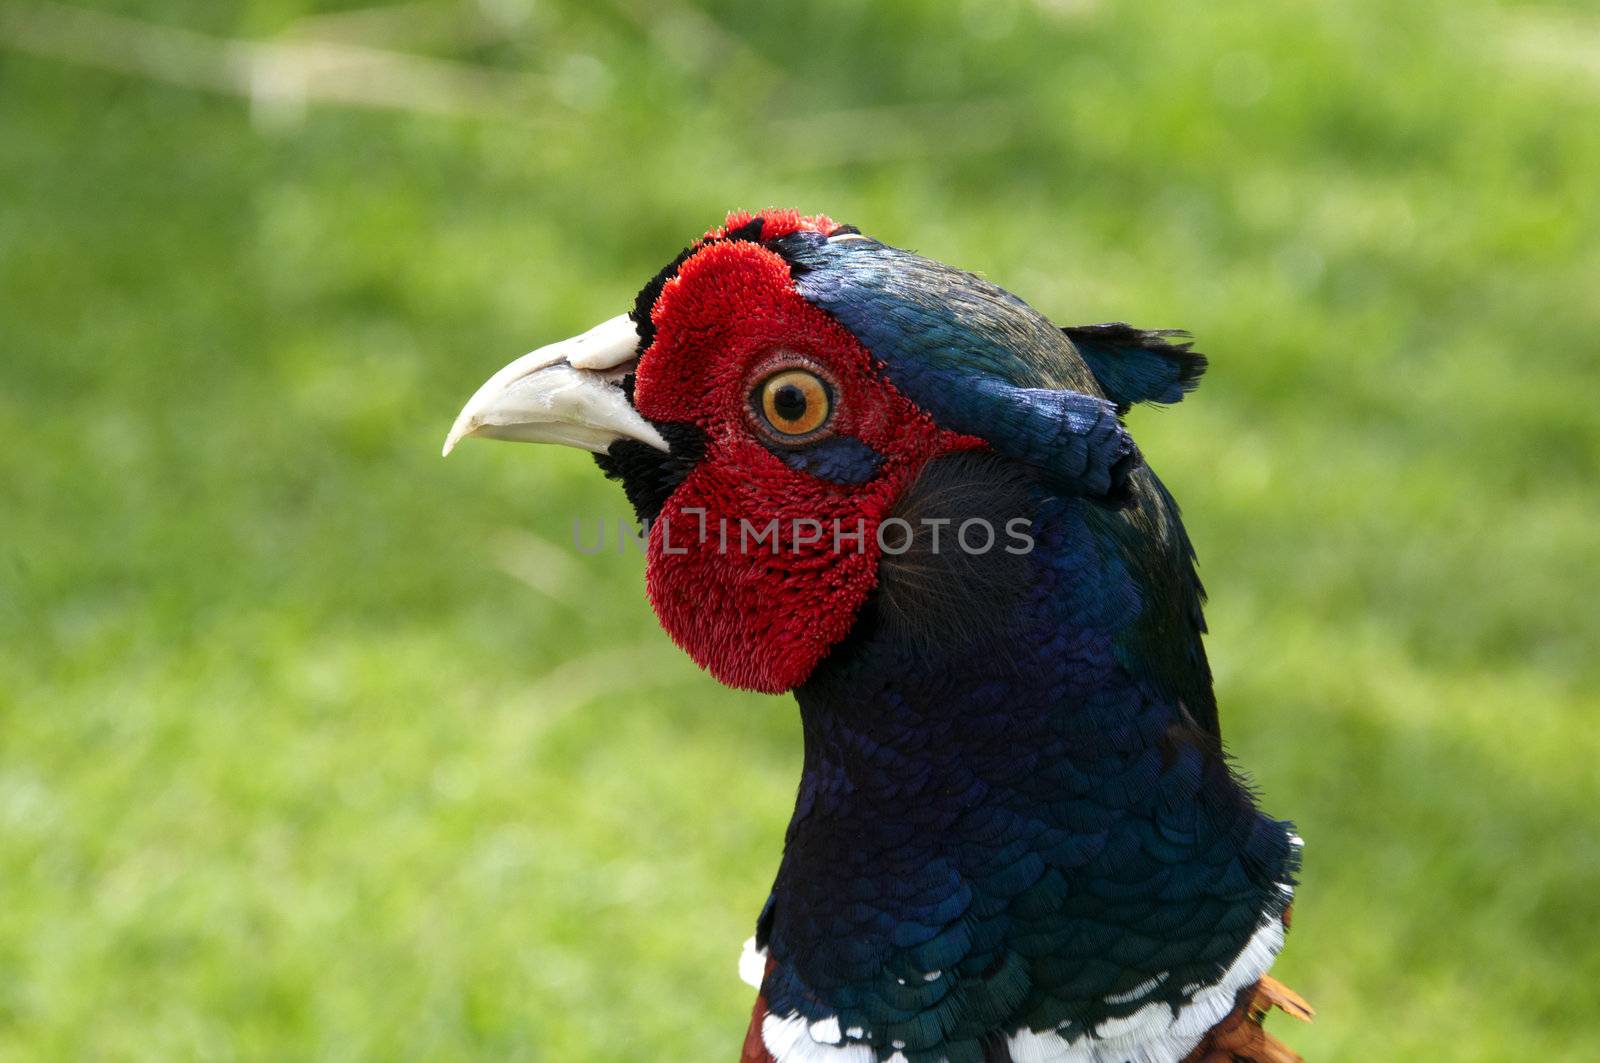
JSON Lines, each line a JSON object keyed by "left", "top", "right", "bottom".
{"left": 756, "top": 369, "right": 832, "bottom": 438}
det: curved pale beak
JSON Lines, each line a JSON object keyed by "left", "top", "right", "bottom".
{"left": 442, "top": 313, "right": 669, "bottom": 457}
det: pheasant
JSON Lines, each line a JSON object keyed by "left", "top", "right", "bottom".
{"left": 445, "top": 211, "right": 1311, "bottom": 1062}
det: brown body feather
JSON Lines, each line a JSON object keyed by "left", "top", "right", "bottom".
{"left": 1178, "top": 977, "right": 1314, "bottom": 1063}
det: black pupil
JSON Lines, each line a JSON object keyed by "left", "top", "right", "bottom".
{"left": 772, "top": 383, "right": 809, "bottom": 422}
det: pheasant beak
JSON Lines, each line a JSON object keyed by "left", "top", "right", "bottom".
{"left": 442, "top": 313, "right": 669, "bottom": 457}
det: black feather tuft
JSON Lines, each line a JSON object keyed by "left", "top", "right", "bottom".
{"left": 872, "top": 450, "right": 1036, "bottom": 664}
{"left": 630, "top": 243, "right": 703, "bottom": 350}
{"left": 629, "top": 216, "right": 774, "bottom": 348}
{"left": 722, "top": 216, "right": 767, "bottom": 243}
{"left": 593, "top": 411, "right": 706, "bottom": 525}
{"left": 1062, "top": 323, "right": 1208, "bottom": 414}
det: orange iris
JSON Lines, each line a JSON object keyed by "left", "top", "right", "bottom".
{"left": 758, "top": 369, "right": 831, "bottom": 437}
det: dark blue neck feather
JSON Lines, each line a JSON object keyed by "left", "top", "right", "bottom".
{"left": 755, "top": 459, "right": 1297, "bottom": 1062}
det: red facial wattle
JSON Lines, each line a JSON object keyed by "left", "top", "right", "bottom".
{"left": 632, "top": 235, "right": 976, "bottom": 692}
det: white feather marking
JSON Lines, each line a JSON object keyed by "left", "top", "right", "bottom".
{"left": 739, "top": 936, "right": 768, "bottom": 990}
{"left": 1006, "top": 1025, "right": 1096, "bottom": 1063}
{"left": 762, "top": 1013, "right": 874, "bottom": 1062}
{"left": 809, "top": 1016, "right": 842, "bottom": 1044}
{"left": 755, "top": 884, "right": 1295, "bottom": 1063}
{"left": 1104, "top": 973, "right": 1165, "bottom": 1005}
{"left": 1003, "top": 888, "right": 1293, "bottom": 1063}
{"left": 1095, "top": 999, "right": 1172, "bottom": 1040}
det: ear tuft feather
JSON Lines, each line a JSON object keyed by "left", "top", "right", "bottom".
{"left": 962, "top": 377, "right": 1141, "bottom": 506}
{"left": 1062, "top": 323, "right": 1207, "bottom": 413}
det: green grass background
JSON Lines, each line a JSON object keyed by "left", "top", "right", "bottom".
{"left": 3, "top": 0, "right": 1598, "bottom": 1058}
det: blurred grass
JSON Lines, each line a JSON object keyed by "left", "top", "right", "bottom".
{"left": 2, "top": 0, "right": 1598, "bottom": 1059}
